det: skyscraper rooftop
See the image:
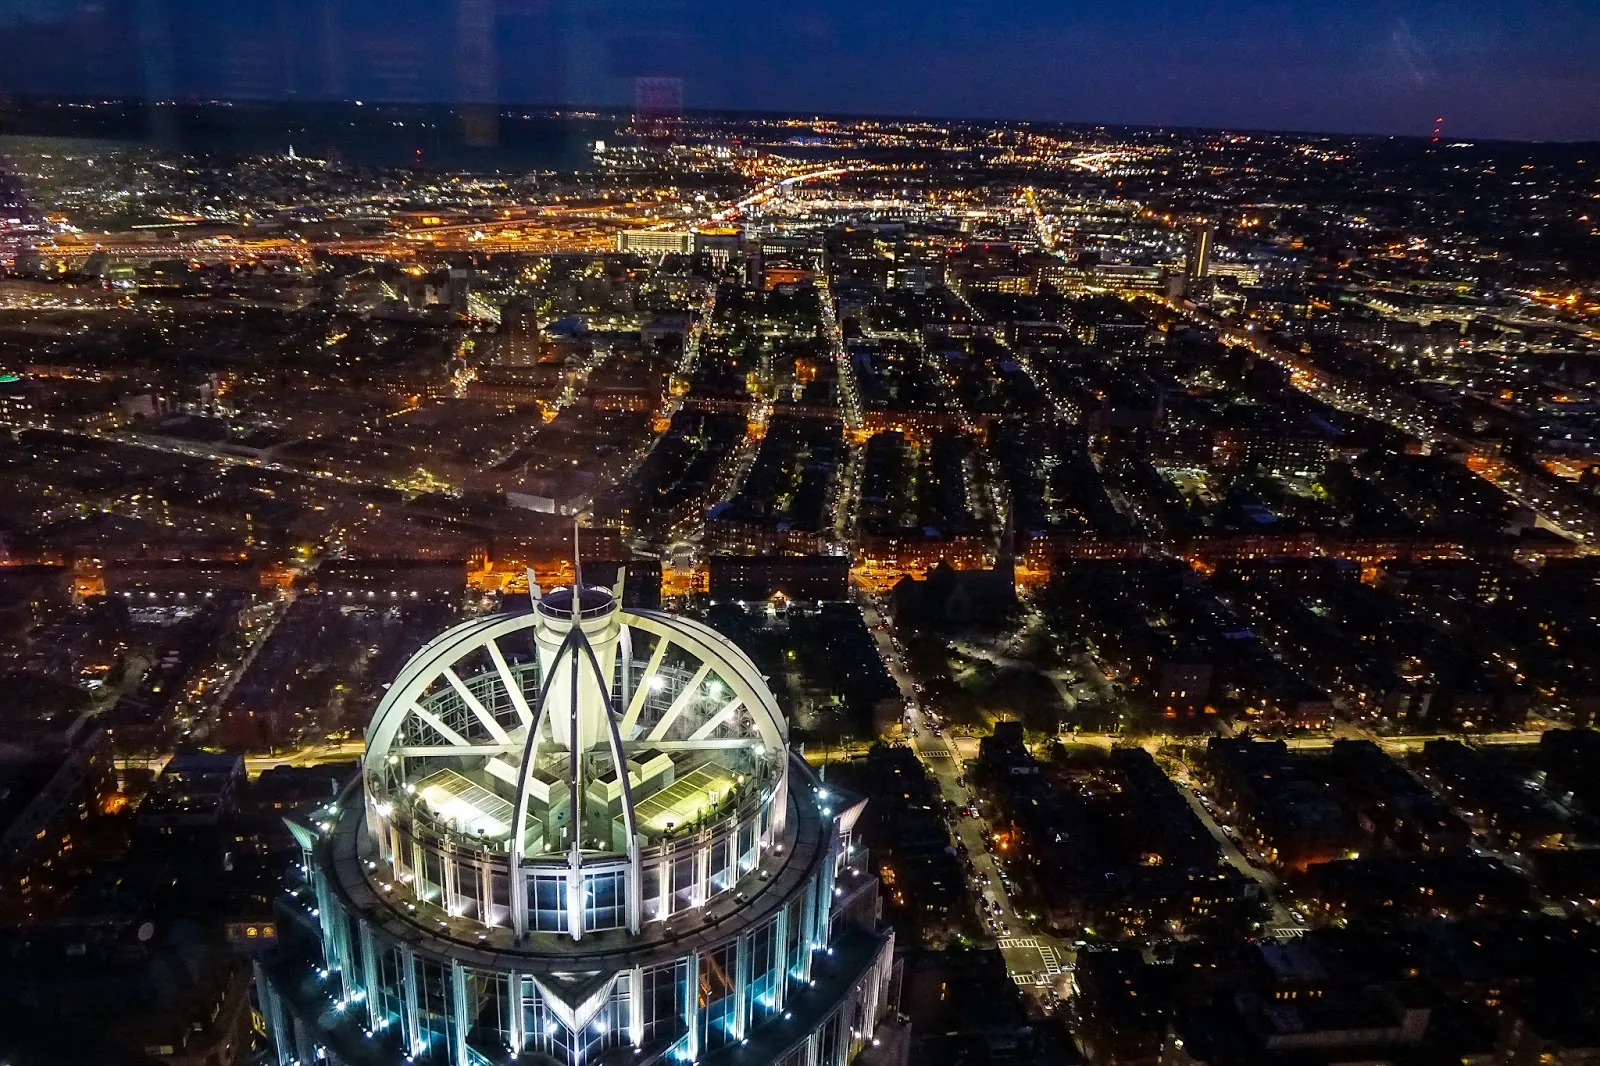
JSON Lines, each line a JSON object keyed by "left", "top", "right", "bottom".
{"left": 257, "top": 574, "right": 896, "bottom": 1066}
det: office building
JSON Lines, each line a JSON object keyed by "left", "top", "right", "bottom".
{"left": 1186, "top": 224, "right": 1213, "bottom": 281}
{"left": 257, "top": 575, "right": 896, "bottom": 1066}
{"left": 498, "top": 297, "right": 543, "bottom": 367}
{"left": 617, "top": 230, "right": 696, "bottom": 256}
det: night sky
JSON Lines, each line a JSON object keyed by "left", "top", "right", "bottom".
{"left": 1, "top": 0, "right": 1597, "bottom": 141}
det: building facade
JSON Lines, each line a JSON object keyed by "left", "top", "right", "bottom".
{"left": 257, "top": 576, "right": 895, "bottom": 1066}
{"left": 618, "top": 230, "right": 696, "bottom": 256}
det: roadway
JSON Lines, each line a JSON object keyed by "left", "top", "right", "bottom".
{"left": 117, "top": 739, "right": 366, "bottom": 782}
{"left": 1160, "top": 760, "right": 1295, "bottom": 932}
{"left": 0, "top": 417, "right": 412, "bottom": 497}
{"left": 856, "top": 591, "right": 1074, "bottom": 1007}
{"left": 712, "top": 167, "right": 859, "bottom": 223}
{"left": 182, "top": 598, "right": 288, "bottom": 743}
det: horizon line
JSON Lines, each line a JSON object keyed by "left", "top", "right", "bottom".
{"left": 2, "top": 93, "right": 1597, "bottom": 149}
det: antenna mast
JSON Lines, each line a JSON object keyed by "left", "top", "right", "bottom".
{"left": 572, "top": 516, "right": 583, "bottom": 591}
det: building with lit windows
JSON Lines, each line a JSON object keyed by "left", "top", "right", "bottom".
{"left": 1184, "top": 224, "right": 1216, "bottom": 302}
{"left": 617, "top": 230, "right": 696, "bottom": 256}
{"left": 1185, "top": 224, "right": 1213, "bottom": 281}
{"left": 256, "top": 572, "right": 896, "bottom": 1066}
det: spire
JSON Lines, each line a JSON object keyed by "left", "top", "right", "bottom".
{"left": 572, "top": 516, "right": 583, "bottom": 591}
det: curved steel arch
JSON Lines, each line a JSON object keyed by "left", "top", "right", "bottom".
{"left": 361, "top": 610, "right": 541, "bottom": 780}
{"left": 620, "top": 609, "right": 788, "bottom": 753}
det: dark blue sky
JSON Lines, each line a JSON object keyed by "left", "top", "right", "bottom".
{"left": 2, "top": 0, "right": 1597, "bottom": 141}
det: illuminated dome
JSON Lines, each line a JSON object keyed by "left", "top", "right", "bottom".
{"left": 257, "top": 576, "right": 896, "bottom": 1066}
{"left": 360, "top": 577, "right": 790, "bottom": 937}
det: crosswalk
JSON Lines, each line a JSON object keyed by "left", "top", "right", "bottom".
{"left": 918, "top": 749, "right": 952, "bottom": 759}
{"left": 999, "top": 937, "right": 1068, "bottom": 989}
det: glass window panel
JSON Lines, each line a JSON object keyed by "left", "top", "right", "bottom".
{"left": 669, "top": 851, "right": 696, "bottom": 914}
{"left": 643, "top": 959, "right": 686, "bottom": 1046}
{"left": 533, "top": 875, "right": 568, "bottom": 932}
{"left": 699, "top": 944, "right": 737, "bottom": 1050}
{"left": 584, "top": 870, "right": 625, "bottom": 931}
{"left": 709, "top": 834, "right": 732, "bottom": 896}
